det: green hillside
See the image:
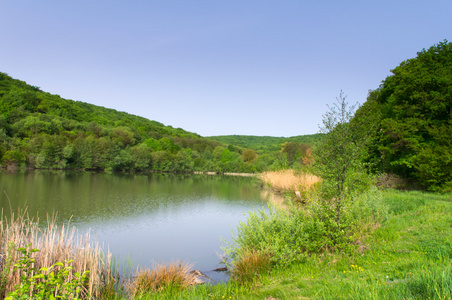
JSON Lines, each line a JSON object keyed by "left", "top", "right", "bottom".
{"left": 208, "top": 134, "right": 321, "bottom": 153}
{"left": 0, "top": 72, "right": 197, "bottom": 139}
{"left": 0, "top": 72, "right": 313, "bottom": 172}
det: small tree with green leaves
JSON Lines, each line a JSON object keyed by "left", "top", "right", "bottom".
{"left": 314, "top": 91, "right": 375, "bottom": 226}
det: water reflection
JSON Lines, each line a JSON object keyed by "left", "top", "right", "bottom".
{"left": 0, "top": 170, "right": 268, "bottom": 273}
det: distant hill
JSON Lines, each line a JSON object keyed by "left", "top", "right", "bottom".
{"left": 0, "top": 72, "right": 315, "bottom": 173}
{"left": 207, "top": 134, "right": 321, "bottom": 153}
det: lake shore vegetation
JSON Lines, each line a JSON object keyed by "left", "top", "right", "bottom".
{"left": 3, "top": 189, "right": 450, "bottom": 299}
{"left": 260, "top": 170, "right": 320, "bottom": 194}
{"left": 0, "top": 210, "right": 112, "bottom": 299}
{"left": 1, "top": 40, "right": 451, "bottom": 299}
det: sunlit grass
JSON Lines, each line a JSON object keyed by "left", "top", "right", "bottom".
{"left": 260, "top": 169, "right": 320, "bottom": 194}
{"left": 230, "top": 249, "right": 271, "bottom": 284}
{"left": 127, "top": 262, "right": 196, "bottom": 297}
{"left": 125, "top": 190, "right": 452, "bottom": 300}
{"left": 0, "top": 209, "right": 111, "bottom": 299}
{"left": 4, "top": 189, "right": 451, "bottom": 300}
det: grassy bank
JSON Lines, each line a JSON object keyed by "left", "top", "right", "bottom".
{"left": 2, "top": 184, "right": 451, "bottom": 299}
{"left": 120, "top": 190, "right": 451, "bottom": 299}
{"left": 237, "top": 190, "right": 452, "bottom": 299}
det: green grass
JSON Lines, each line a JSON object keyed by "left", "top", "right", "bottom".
{"left": 100, "top": 190, "right": 452, "bottom": 299}
{"left": 243, "top": 190, "right": 452, "bottom": 300}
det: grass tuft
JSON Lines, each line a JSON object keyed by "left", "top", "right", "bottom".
{"left": 231, "top": 249, "right": 271, "bottom": 284}
{"left": 127, "top": 261, "right": 196, "bottom": 297}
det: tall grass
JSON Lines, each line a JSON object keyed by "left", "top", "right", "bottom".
{"left": 0, "top": 209, "right": 111, "bottom": 299}
{"left": 260, "top": 170, "right": 320, "bottom": 195}
{"left": 127, "top": 262, "right": 196, "bottom": 298}
{"left": 230, "top": 249, "right": 271, "bottom": 284}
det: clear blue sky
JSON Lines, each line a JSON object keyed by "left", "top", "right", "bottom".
{"left": 1, "top": 0, "right": 450, "bottom": 137}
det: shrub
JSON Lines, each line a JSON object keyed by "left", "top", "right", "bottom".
{"left": 227, "top": 188, "right": 388, "bottom": 270}
{"left": 228, "top": 206, "right": 308, "bottom": 269}
{"left": 376, "top": 173, "right": 407, "bottom": 190}
{"left": 6, "top": 244, "right": 90, "bottom": 300}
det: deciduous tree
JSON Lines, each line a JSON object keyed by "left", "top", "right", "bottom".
{"left": 314, "top": 91, "right": 374, "bottom": 225}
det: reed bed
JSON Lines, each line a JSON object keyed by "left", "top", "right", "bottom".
{"left": 0, "top": 209, "right": 111, "bottom": 299}
{"left": 260, "top": 170, "right": 320, "bottom": 193}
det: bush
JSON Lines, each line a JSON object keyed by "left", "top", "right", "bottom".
{"left": 228, "top": 206, "right": 308, "bottom": 269}
{"left": 6, "top": 244, "right": 90, "bottom": 300}
{"left": 227, "top": 188, "right": 388, "bottom": 270}
{"left": 347, "top": 187, "right": 389, "bottom": 226}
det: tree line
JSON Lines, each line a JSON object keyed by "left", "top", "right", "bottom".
{"left": 0, "top": 72, "right": 314, "bottom": 173}
{"left": 351, "top": 40, "right": 452, "bottom": 192}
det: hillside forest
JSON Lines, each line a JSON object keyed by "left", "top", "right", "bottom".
{"left": 0, "top": 73, "right": 315, "bottom": 173}
{"left": 1, "top": 40, "right": 451, "bottom": 192}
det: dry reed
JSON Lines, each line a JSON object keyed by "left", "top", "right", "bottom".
{"left": 0, "top": 209, "right": 111, "bottom": 299}
{"left": 231, "top": 249, "right": 271, "bottom": 284}
{"left": 127, "top": 261, "right": 196, "bottom": 296}
{"left": 260, "top": 170, "right": 320, "bottom": 193}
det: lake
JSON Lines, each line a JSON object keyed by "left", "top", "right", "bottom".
{"left": 0, "top": 170, "right": 272, "bottom": 280}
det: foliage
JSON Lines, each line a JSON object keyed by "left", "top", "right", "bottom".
{"left": 0, "top": 72, "right": 320, "bottom": 173}
{"left": 0, "top": 73, "right": 229, "bottom": 172}
{"left": 227, "top": 206, "right": 309, "bottom": 268}
{"left": 313, "top": 91, "right": 375, "bottom": 225}
{"left": 240, "top": 149, "right": 257, "bottom": 163}
{"left": 93, "top": 190, "right": 452, "bottom": 300}
{"left": 226, "top": 187, "right": 387, "bottom": 271}
{"left": 0, "top": 242, "right": 15, "bottom": 297}
{"left": 208, "top": 135, "right": 319, "bottom": 171}
{"left": 355, "top": 40, "right": 452, "bottom": 191}
{"left": 208, "top": 134, "right": 321, "bottom": 153}
{"left": 6, "top": 244, "right": 90, "bottom": 300}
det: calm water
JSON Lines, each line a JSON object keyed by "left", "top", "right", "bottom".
{"left": 0, "top": 170, "right": 270, "bottom": 278}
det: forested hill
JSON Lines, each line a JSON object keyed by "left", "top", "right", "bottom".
{"left": 0, "top": 72, "right": 314, "bottom": 172}
{"left": 0, "top": 72, "right": 198, "bottom": 139}
{"left": 353, "top": 40, "right": 452, "bottom": 191}
{"left": 207, "top": 134, "right": 321, "bottom": 153}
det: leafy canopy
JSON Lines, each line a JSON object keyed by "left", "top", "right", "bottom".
{"left": 356, "top": 40, "right": 452, "bottom": 191}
